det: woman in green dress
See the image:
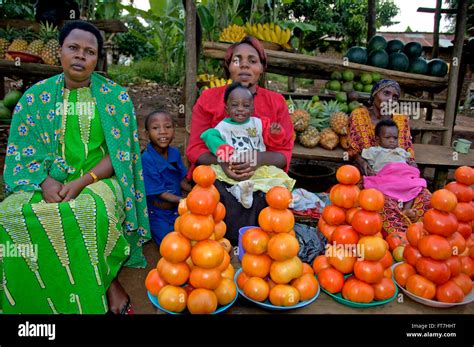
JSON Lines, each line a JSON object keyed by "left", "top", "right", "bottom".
{"left": 0, "top": 21, "right": 149, "bottom": 314}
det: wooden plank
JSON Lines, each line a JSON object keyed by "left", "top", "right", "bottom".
{"left": 292, "top": 143, "right": 474, "bottom": 168}
{"left": 203, "top": 42, "right": 449, "bottom": 92}
{"left": 0, "top": 19, "right": 127, "bottom": 33}
{"left": 280, "top": 91, "right": 447, "bottom": 109}
{"left": 417, "top": 7, "right": 474, "bottom": 14}
{"left": 0, "top": 60, "right": 62, "bottom": 79}
{"left": 184, "top": 0, "right": 197, "bottom": 129}
{"left": 410, "top": 120, "right": 447, "bottom": 132}
{"left": 442, "top": 0, "right": 469, "bottom": 145}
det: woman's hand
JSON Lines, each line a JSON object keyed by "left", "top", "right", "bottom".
{"left": 59, "top": 175, "right": 91, "bottom": 202}
{"left": 40, "top": 176, "right": 64, "bottom": 203}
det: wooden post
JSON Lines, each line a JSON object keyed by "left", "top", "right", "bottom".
{"left": 442, "top": 0, "right": 469, "bottom": 146}
{"left": 184, "top": 0, "right": 197, "bottom": 141}
{"left": 367, "top": 0, "right": 376, "bottom": 42}
{"left": 432, "top": 0, "right": 442, "bottom": 58}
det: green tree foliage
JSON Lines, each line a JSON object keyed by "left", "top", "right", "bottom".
{"left": 444, "top": 0, "right": 474, "bottom": 33}
{"left": 113, "top": 17, "right": 157, "bottom": 61}
{"left": 0, "top": 0, "right": 36, "bottom": 19}
{"left": 281, "top": 0, "right": 399, "bottom": 51}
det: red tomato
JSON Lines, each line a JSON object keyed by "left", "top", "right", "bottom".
{"left": 379, "top": 250, "right": 394, "bottom": 269}
{"left": 318, "top": 267, "right": 345, "bottom": 294}
{"left": 318, "top": 217, "right": 337, "bottom": 242}
{"left": 436, "top": 280, "right": 464, "bottom": 303}
{"left": 351, "top": 210, "right": 383, "bottom": 236}
{"left": 312, "top": 255, "right": 331, "bottom": 275}
{"left": 406, "top": 274, "right": 436, "bottom": 300}
{"left": 291, "top": 273, "right": 319, "bottom": 301}
{"left": 242, "top": 228, "right": 270, "bottom": 255}
{"left": 452, "top": 202, "right": 474, "bottom": 223}
{"left": 460, "top": 256, "right": 473, "bottom": 278}
{"left": 423, "top": 209, "right": 458, "bottom": 237}
{"left": 406, "top": 223, "right": 428, "bottom": 247}
{"left": 445, "top": 256, "right": 462, "bottom": 277}
{"left": 372, "top": 277, "right": 396, "bottom": 301}
{"left": 430, "top": 189, "right": 458, "bottom": 212}
{"left": 358, "top": 188, "right": 385, "bottom": 212}
{"left": 454, "top": 166, "right": 474, "bottom": 186}
{"left": 416, "top": 257, "right": 451, "bottom": 285}
{"left": 403, "top": 245, "right": 423, "bottom": 267}
{"left": 353, "top": 260, "right": 384, "bottom": 284}
{"left": 346, "top": 207, "right": 361, "bottom": 224}
{"left": 417, "top": 235, "right": 452, "bottom": 260}
{"left": 327, "top": 246, "right": 357, "bottom": 274}
{"left": 447, "top": 232, "right": 467, "bottom": 256}
{"left": 445, "top": 181, "right": 472, "bottom": 203}
{"left": 336, "top": 165, "right": 361, "bottom": 185}
{"left": 457, "top": 222, "right": 473, "bottom": 239}
{"left": 322, "top": 205, "right": 347, "bottom": 226}
{"left": 451, "top": 273, "right": 473, "bottom": 295}
{"left": 386, "top": 231, "right": 408, "bottom": 251}
{"left": 332, "top": 225, "right": 360, "bottom": 245}
{"left": 330, "top": 184, "right": 360, "bottom": 209}
{"left": 394, "top": 263, "right": 416, "bottom": 287}
{"left": 342, "top": 278, "right": 375, "bottom": 303}
{"left": 358, "top": 236, "right": 388, "bottom": 261}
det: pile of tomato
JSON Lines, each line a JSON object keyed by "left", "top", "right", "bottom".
{"left": 314, "top": 165, "right": 397, "bottom": 303}
{"left": 395, "top": 166, "right": 474, "bottom": 303}
{"left": 145, "top": 165, "right": 237, "bottom": 314}
{"left": 236, "top": 186, "right": 320, "bottom": 306}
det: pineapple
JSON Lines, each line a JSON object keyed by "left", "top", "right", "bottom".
{"left": 26, "top": 30, "right": 44, "bottom": 57}
{"left": 7, "top": 27, "right": 34, "bottom": 53}
{"left": 340, "top": 135, "right": 350, "bottom": 150}
{"left": 291, "top": 109, "right": 310, "bottom": 132}
{"left": 319, "top": 128, "right": 339, "bottom": 150}
{"left": 329, "top": 112, "right": 349, "bottom": 135}
{"left": 298, "top": 126, "right": 321, "bottom": 148}
{"left": 0, "top": 26, "right": 14, "bottom": 59}
{"left": 40, "top": 22, "right": 60, "bottom": 65}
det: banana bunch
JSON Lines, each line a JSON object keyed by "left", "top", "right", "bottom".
{"left": 197, "top": 74, "right": 215, "bottom": 82}
{"left": 201, "top": 76, "right": 233, "bottom": 90}
{"left": 244, "top": 22, "right": 291, "bottom": 46}
{"left": 219, "top": 24, "right": 247, "bottom": 43}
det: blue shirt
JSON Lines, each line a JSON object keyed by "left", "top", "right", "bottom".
{"left": 141, "top": 143, "right": 187, "bottom": 207}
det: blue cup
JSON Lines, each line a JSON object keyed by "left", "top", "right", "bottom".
{"left": 238, "top": 226, "right": 259, "bottom": 262}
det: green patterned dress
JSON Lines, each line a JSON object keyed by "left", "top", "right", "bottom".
{"left": 0, "top": 73, "right": 150, "bottom": 314}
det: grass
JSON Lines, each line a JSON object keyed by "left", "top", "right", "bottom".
{"left": 108, "top": 59, "right": 184, "bottom": 86}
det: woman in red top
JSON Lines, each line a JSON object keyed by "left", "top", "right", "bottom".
{"left": 186, "top": 36, "right": 294, "bottom": 245}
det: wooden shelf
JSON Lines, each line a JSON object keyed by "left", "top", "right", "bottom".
{"left": 279, "top": 91, "right": 447, "bottom": 110}
{"left": 203, "top": 41, "right": 449, "bottom": 93}
{"left": 0, "top": 19, "right": 127, "bottom": 33}
{"left": 0, "top": 60, "right": 62, "bottom": 80}
{"left": 292, "top": 143, "right": 474, "bottom": 168}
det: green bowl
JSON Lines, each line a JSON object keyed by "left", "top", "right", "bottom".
{"left": 316, "top": 274, "right": 398, "bottom": 308}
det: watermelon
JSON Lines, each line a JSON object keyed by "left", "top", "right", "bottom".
{"left": 345, "top": 46, "right": 368, "bottom": 64}
{"left": 367, "top": 49, "right": 389, "bottom": 68}
{"left": 404, "top": 42, "right": 423, "bottom": 58}
{"left": 367, "top": 35, "right": 387, "bottom": 53}
{"left": 388, "top": 52, "right": 410, "bottom": 72}
{"left": 428, "top": 59, "right": 448, "bottom": 77}
{"left": 386, "top": 39, "right": 404, "bottom": 54}
{"left": 408, "top": 57, "right": 429, "bottom": 75}
{"left": 0, "top": 104, "right": 11, "bottom": 119}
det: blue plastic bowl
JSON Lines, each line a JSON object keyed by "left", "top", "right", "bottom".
{"left": 147, "top": 287, "right": 238, "bottom": 315}
{"left": 234, "top": 268, "right": 320, "bottom": 310}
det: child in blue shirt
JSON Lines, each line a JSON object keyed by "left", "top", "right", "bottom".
{"left": 141, "top": 110, "right": 192, "bottom": 245}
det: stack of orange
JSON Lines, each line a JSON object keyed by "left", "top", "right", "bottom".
{"left": 314, "top": 165, "right": 397, "bottom": 303}
{"left": 145, "top": 165, "right": 237, "bottom": 314}
{"left": 396, "top": 166, "right": 474, "bottom": 303}
{"left": 236, "top": 186, "right": 319, "bottom": 307}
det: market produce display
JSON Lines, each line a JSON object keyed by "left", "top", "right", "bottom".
{"left": 315, "top": 165, "right": 398, "bottom": 305}
{"left": 0, "top": 89, "right": 22, "bottom": 121}
{"left": 394, "top": 166, "right": 474, "bottom": 304}
{"left": 1, "top": 23, "right": 60, "bottom": 65}
{"left": 236, "top": 186, "right": 320, "bottom": 307}
{"left": 345, "top": 35, "right": 449, "bottom": 77}
{"left": 197, "top": 74, "right": 232, "bottom": 89}
{"left": 145, "top": 165, "right": 237, "bottom": 314}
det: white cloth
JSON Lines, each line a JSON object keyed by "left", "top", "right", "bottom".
{"left": 361, "top": 146, "right": 411, "bottom": 173}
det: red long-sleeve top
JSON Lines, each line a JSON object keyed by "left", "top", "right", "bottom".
{"left": 186, "top": 85, "right": 294, "bottom": 177}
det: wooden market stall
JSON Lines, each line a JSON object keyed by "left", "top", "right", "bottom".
{"left": 182, "top": 1, "right": 471, "bottom": 190}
